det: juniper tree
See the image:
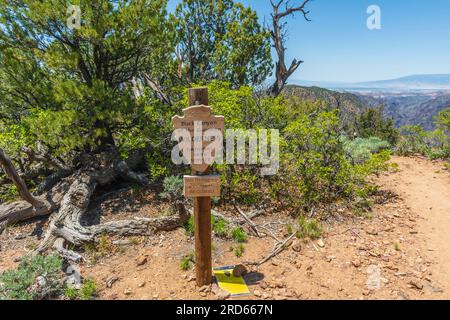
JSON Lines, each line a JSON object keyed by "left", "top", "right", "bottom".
{"left": 174, "top": 0, "right": 272, "bottom": 87}
{"left": 0, "top": 0, "right": 187, "bottom": 258}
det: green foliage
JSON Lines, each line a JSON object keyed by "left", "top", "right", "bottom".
{"left": 396, "top": 125, "right": 430, "bottom": 156}
{"left": 180, "top": 252, "right": 195, "bottom": 270}
{"left": 280, "top": 111, "right": 355, "bottom": 210}
{"left": 0, "top": 184, "right": 18, "bottom": 204}
{"left": 233, "top": 244, "right": 245, "bottom": 257}
{"left": 64, "top": 279, "right": 97, "bottom": 300}
{"left": 212, "top": 216, "right": 230, "bottom": 238}
{"left": 159, "top": 175, "right": 184, "bottom": 202}
{"left": 296, "top": 217, "right": 323, "bottom": 240}
{"left": 184, "top": 216, "right": 195, "bottom": 237}
{"left": 0, "top": 0, "right": 176, "bottom": 160}
{"left": 396, "top": 119, "right": 449, "bottom": 159}
{"left": 174, "top": 0, "right": 272, "bottom": 87}
{"left": 356, "top": 107, "right": 399, "bottom": 145}
{"left": 231, "top": 227, "right": 248, "bottom": 243}
{"left": 0, "top": 255, "right": 62, "bottom": 300}
{"left": 79, "top": 279, "right": 97, "bottom": 300}
{"left": 343, "top": 137, "right": 391, "bottom": 164}
{"left": 185, "top": 214, "right": 242, "bottom": 241}
{"left": 64, "top": 286, "right": 79, "bottom": 300}
{"left": 436, "top": 108, "right": 450, "bottom": 133}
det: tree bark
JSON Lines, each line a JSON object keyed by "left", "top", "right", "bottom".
{"left": 268, "top": 0, "right": 311, "bottom": 97}
{"left": 0, "top": 148, "right": 46, "bottom": 209}
{"left": 1, "top": 146, "right": 190, "bottom": 260}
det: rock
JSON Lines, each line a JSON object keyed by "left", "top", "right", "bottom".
{"left": 138, "top": 282, "right": 146, "bottom": 288}
{"left": 292, "top": 240, "right": 302, "bottom": 252}
{"left": 65, "top": 265, "right": 77, "bottom": 275}
{"left": 66, "top": 274, "right": 82, "bottom": 289}
{"left": 326, "top": 255, "right": 336, "bottom": 262}
{"left": 317, "top": 239, "right": 325, "bottom": 248}
{"left": 366, "top": 229, "right": 378, "bottom": 236}
{"left": 106, "top": 276, "right": 119, "bottom": 288}
{"left": 199, "top": 285, "right": 210, "bottom": 293}
{"left": 14, "top": 233, "right": 27, "bottom": 240}
{"left": 253, "top": 290, "right": 262, "bottom": 297}
{"left": 113, "top": 240, "right": 133, "bottom": 246}
{"left": 233, "top": 264, "right": 248, "bottom": 277}
{"left": 214, "top": 289, "right": 230, "bottom": 300}
{"left": 199, "top": 292, "right": 207, "bottom": 297}
{"left": 262, "top": 293, "right": 270, "bottom": 299}
{"left": 36, "top": 276, "right": 46, "bottom": 287}
{"left": 352, "top": 259, "right": 362, "bottom": 268}
{"left": 423, "top": 282, "right": 444, "bottom": 293}
{"left": 152, "top": 293, "right": 159, "bottom": 299}
{"left": 187, "top": 275, "right": 196, "bottom": 282}
{"left": 136, "top": 255, "right": 148, "bottom": 266}
{"left": 259, "top": 280, "right": 268, "bottom": 289}
{"left": 274, "top": 279, "right": 285, "bottom": 288}
{"left": 409, "top": 279, "right": 423, "bottom": 290}
{"left": 124, "top": 288, "right": 132, "bottom": 295}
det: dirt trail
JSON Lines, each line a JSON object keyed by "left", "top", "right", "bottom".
{"left": 1, "top": 156, "right": 449, "bottom": 300}
{"left": 379, "top": 156, "right": 450, "bottom": 298}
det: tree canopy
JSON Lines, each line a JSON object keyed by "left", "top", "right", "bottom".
{"left": 174, "top": 0, "right": 272, "bottom": 87}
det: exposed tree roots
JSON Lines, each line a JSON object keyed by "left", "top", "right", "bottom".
{"left": 0, "top": 147, "right": 190, "bottom": 262}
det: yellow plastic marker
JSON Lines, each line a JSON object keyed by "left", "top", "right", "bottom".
{"left": 213, "top": 266, "right": 250, "bottom": 297}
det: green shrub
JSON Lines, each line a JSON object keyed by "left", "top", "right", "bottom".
{"left": 79, "top": 279, "right": 97, "bottom": 300}
{"left": 296, "top": 217, "right": 323, "bottom": 240}
{"left": 0, "top": 255, "right": 63, "bottom": 300}
{"left": 159, "top": 176, "right": 184, "bottom": 203}
{"left": 231, "top": 227, "right": 248, "bottom": 243}
{"left": 180, "top": 253, "right": 195, "bottom": 271}
{"left": 355, "top": 106, "right": 399, "bottom": 145}
{"left": 184, "top": 216, "right": 195, "bottom": 237}
{"left": 233, "top": 244, "right": 245, "bottom": 257}
{"left": 64, "top": 286, "right": 79, "bottom": 300}
{"left": 212, "top": 216, "right": 230, "bottom": 238}
{"left": 280, "top": 111, "right": 355, "bottom": 211}
{"left": 64, "top": 279, "right": 98, "bottom": 301}
{"left": 186, "top": 214, "right": 240, "bottom": 240}
{"left": 343, "top": 137, "right": 390, "bottom": 163}
{"left": 396, "top": 120, "right": 450, "bottom": 160}
{"left": 396, "top": 125, "right": 430, "bottom": 156}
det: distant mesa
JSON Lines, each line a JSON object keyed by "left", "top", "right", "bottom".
{"left": 292, "top": 74, "right": 450, "bottom": 93}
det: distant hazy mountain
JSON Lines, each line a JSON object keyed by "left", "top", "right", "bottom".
{"left": 292, "top": 74, "right": 450, "bottom": 92}
{"left": 356, "top": 91, "right": 450, "bottom": 131}
{"left": 283, "top": 84, "right": 450, "bottom": 131}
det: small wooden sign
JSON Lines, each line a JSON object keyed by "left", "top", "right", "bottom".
{"left": 172, "top": 105, "right": 224, "bottom": 173}
{"left": 184, "top": 175, "right": 221, "bottom": 198}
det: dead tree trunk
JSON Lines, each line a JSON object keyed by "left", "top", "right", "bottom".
{"left": 1, "top": 146, "right": 190, "bottom": 261}
{"left": 0, "top": 148, "right": 57, "bottom": 231}
{"left": 269, "top": 0, "right": 311, "bottom": 97}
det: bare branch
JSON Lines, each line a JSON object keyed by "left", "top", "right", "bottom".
{"left": 0, "top": 148, "right": 44, "bottom": 209}
{"left": 268, "top": 0, "right": 312, "bottom": 96}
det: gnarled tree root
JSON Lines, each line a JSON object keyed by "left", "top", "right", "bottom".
{"left": 2, "top": 147, "right": 190, "bottom": 261}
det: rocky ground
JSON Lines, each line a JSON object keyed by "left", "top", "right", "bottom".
{"left": 0, "top": 156, "right": 449, "bottom": 300}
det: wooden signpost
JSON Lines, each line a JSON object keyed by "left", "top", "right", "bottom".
{"left": 172, "top": 87, "right": 224, "bottom": 287}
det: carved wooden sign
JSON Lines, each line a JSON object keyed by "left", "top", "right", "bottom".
{"left": 172, "top": 105, "right": 224, "bottom": 173}
{"left": 183, "top": 175, "right": 221, "bottom": 198}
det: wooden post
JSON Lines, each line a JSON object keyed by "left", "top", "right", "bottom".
{"left": 188, "top": 87, "right": 212, "bottom": 287}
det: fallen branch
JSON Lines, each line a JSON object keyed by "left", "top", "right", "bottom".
{"left": 245, "top": 231, "right": 297, "bottom": 266}
{"left": 0, "top": 148, "right": 46, "bottom": 209}
{"left": 233, "top": 202, "right": 261, "bottom": 237}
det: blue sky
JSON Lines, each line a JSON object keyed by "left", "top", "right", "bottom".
{"left": 168, "top": 0, "right": 450, "bottom": 83}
